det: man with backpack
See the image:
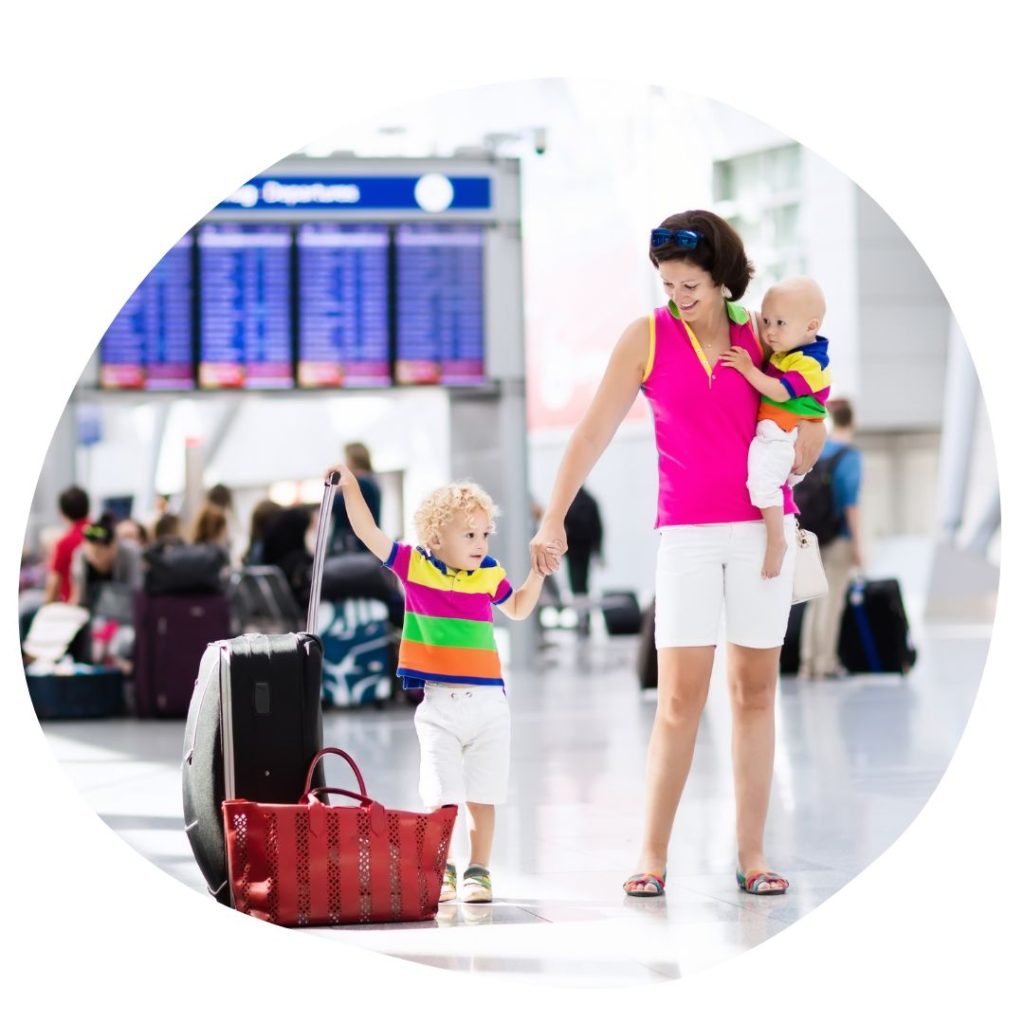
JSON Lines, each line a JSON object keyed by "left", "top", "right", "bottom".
{"left": 794, "top": 399, "right": 864, "bottom": 679}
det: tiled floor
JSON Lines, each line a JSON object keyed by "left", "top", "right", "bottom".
{"left": 37, "top": 609, "right": 988, "bottom": 988}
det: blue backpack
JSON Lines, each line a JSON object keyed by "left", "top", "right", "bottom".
{"left": 792, "top": 446, "right": 851, "bottom": 545}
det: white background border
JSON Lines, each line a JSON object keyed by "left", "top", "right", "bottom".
{"left": 2, "top": 2, "right": 1020, "bottom": 1019}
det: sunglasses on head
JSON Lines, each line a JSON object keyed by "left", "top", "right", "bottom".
{"left": 650, "top": 228, "right": 703, "bottom": 250}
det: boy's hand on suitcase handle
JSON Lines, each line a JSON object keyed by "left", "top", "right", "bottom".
{"left": 326, "top": 464, "right": 356, "bottom": 489}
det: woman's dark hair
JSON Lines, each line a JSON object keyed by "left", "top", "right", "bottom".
{"left": 248, "top": 499, "right": 282, "bottom": 544}
{"left": 83, "top": 513, "right": 115, "bottom": 546}
{"left": 153, "top": 513, "right": 182, "bottom": 541}
{"left": 261, "top": 506, "right": 312, "bottom": 567}
{"left": 191, "top": 503, "right": 228, "bottom": 545}
{"left": 649, "top": 210, "right": 754, "bottom": 300}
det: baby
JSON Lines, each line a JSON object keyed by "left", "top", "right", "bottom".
{"left": 333, "top": 470, "right": 546, "bottom": 904}
{"left": 720, "top": 276, "right": 832, "bottom": 578}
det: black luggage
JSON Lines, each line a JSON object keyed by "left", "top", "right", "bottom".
{"left": 26, "top": 665, "right": 126, "bottom": 720}
{"left": 637, "top": 600, "right": 657, "bottom": 690}
{"left": 182, "top": 473, "right": 338, "bottom": 905}
{"left": 134, "top": 592, "right": 232, "bottom": 717}
{"left": 227, "top": 565, "right": 303, "bottom": 635}
{"left": 838, "top": 578, "right": 917, "bottom": 675}
{"left": 144, "top": 540, "right": 228, "bottom": 596}
{"left": 601, "top": 590, "right": 643, "bottom": 636}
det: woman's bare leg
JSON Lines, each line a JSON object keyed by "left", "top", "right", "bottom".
{"left": 727, "top": 643, "right": 784, "bottom": 882}
{"left": 628, "top": 645, "right": 715, "bottom": 892}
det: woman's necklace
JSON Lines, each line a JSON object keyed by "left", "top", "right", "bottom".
{"left": 695, "top": 321, "right": 730, "bottom": 361}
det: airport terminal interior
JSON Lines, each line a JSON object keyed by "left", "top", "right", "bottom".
{"left": 19, "top": 81, "right": 999, "bottom": 987}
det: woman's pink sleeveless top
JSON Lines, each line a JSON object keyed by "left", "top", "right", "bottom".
{"left": 641, "top": 303, "right": 798, "bottom": 528}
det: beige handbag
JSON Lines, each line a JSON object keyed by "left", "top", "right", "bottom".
{"left": 792, "top": 525, "right": 829, "bottom": 605}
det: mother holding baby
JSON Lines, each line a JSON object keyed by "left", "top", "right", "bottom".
{"left": 530, "top": 211, "right": 825, "bottom": 897}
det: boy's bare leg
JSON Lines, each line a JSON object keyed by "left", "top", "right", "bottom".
{"left": 761, "top": 505, "right": 786, "bottom": 579}
{"left": 465, "top": 802, "right": 495, "bottom": 867}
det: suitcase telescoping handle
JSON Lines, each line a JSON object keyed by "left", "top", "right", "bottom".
{"left": 306, "top": 471, "right": 341, "bottom": 634}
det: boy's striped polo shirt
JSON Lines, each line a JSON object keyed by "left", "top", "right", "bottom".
{"left": 757, "top": 335, "right": 832, "bottom": 431}
{"left": 383, "top": 542, "right": 513, "bottom": 688}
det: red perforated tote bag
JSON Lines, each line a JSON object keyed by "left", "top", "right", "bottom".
{"left": 222, "top": 747, "right": 457, "bottom": 926}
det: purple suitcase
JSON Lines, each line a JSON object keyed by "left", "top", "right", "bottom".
{"left": 133, "top": 592, "right": 232, "bottom": 717}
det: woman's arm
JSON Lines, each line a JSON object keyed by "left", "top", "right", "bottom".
{"left": 529, "top": 317, "right": 649, "bottom": 574}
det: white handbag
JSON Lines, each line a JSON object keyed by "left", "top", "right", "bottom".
{"left": 792, "top": 526, "right": 829, "bottom": 605}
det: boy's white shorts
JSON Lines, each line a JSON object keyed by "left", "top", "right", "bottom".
{"left": 747, "top": 419, "right": 806, "bottom": 508}
{"left": 654, "top": 517, "right": 797, "bottom": 650}
{"left": 414, "top": 683, "right": 511, "bottom": 807}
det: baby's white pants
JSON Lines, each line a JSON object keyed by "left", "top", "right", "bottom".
{"left": 747, "top": 420, "right": 806, "bottom": 509}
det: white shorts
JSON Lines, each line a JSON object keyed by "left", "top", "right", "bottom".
{"left": 747, "top": 420, "right": 806, "bottom": 508}
{"left": 654, "top": 516, "right": 797, "bottom": 649}
{"left": 414, "top": 684, "right": 511, "bottom": 807}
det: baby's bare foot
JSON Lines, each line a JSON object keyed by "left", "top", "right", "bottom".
{"left": 762, "top": 540, "right": 787, "bottom": 579}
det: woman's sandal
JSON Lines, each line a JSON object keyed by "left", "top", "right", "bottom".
{"left": 736, "top": 869, "right": 789, "bottom": 895}
{"left": 439, "top": 863, "right": 458, "bottom": 903}
{"left": 623, "top": 872, "right": 666, "bottom": 897}
{"left": 462, "top": 864, "right": 493, "bottom": 904}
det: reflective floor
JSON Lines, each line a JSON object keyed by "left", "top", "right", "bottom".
{"left": 39, "top": 601, "right": 987, "bottom": 988}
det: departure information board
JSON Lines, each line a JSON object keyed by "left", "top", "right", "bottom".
{"left": 197, "top": 223, "right": 294, "bottom": 389}
{"left": 97, "top": 219, "right": 493, "bottom": 391}
{"left": 395, "top": 224, "right": 485, "bottom": 385}
{"left": 99, "top": 233, "right": 195, "bottom": 390}
{"left": 296, "top": 224, "right": 390, "bottom": 388}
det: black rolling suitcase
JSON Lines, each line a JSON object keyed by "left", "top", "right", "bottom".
{"left": 602, "top": 590, "right": 643, "bottom": 635}
{"left": 838, "top": 577, "right": 917, "bottom": 675}
{"left": 182, "top": 472, "right": 338, "bottom": 905}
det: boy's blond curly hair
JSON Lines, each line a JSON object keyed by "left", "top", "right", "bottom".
{"left": 413, "top": 481, "right": 500, "bottom": 549}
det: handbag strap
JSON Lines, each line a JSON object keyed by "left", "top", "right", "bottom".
{"left": 302, "top": 746, "right": 368, "bottom": 799}
{"left": 305, "top": 787, "right": 374, "bottom": 807}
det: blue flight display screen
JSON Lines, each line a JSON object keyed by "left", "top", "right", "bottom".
{"left": 296, "top": 224, "right": 390, "bottom": 387}
{"left": 197, "top": 223, "right": 294, "bottom": 389}
{"left": 99, "top": 233, "right": 195, "bottom": 390}
{"left": 395, "top": 224, "right": 485, "bottom": 385}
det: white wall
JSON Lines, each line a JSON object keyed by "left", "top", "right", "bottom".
{"left": 854, "top": 188, "right": 949, "bottom": 430}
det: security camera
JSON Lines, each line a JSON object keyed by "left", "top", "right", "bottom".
{"left": 532, "top": 127, "right": 547, "bottom": 155}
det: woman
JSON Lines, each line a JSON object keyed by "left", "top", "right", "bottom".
{"left": 243, "top": 498, "right": 283, "bottom": 566}
{"left": 530, "top": 211, "right": 825, "bottom": 897}
{"left": 190, "top": 503, "right": 230, "bottom": 551}
{"left": 260, "top": 504, "right": 314, "bottom": 606}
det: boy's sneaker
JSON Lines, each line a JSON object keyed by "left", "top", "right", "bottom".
{"left": 439, "top": 863, "right": 457, "bottom": 903}
{"left": 462, "top": 864, "right": 493, "bottom": 903}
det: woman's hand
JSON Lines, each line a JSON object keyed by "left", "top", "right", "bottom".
{"left": 719, "top": 345, "right": 754, "bottom": 378}
{"left": 793, "top": 420, "right": 827, "bottom": 475}
{"left": 529, "top": 518, "right": 567, "bottom": 576}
